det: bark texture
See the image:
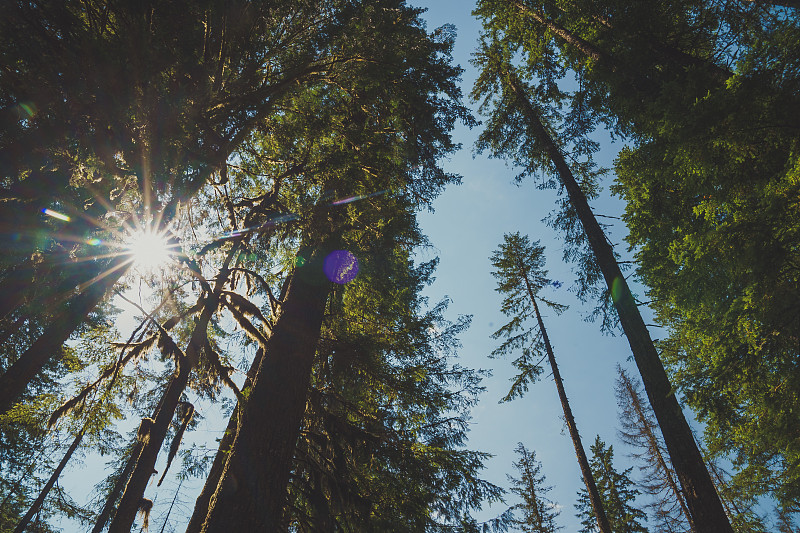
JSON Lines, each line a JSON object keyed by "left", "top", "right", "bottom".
{"left": 198, "top": 253, "right": 330, "bottom": 532}
{"left": 185, "top": 347, "right": 265, "bottom": 533}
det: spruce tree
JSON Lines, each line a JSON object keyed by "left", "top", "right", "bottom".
{"left": 471, "top": 35, "right": 731, "bottom": 530}
{"left": 576, "top": 437, "right": 648, "bottom": 533}
{"left": 508, "top": 443, "right": 562, "bottom": 533}
{"left": 615, "top": 366, "right": 692, "bottom": 532}
{"left": 490, "top": 233, "right": 612, "bottom": 533}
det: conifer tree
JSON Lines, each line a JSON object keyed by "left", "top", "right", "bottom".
{"left": 0, "top": 0, "right": 359, "bottom": 413}
{"left": 615, "top": 366, "right": 692, "bottom": 532}
{"left": 576, "top": 437, "right": 648, "bottom": 533}
{"left": 508, "top": 443, "right": 562, "bottom": 533}
{"left": 490, "top": 233, "right": 612, "bottom": 533}
{"left": 190, "top": 3, "right": 476, "bottom": 530}
{"left": 471, "top": 36, "right": 730, "bottom": 530}
{"left": 473, "top": 0, "right": 800, "bottom": 508}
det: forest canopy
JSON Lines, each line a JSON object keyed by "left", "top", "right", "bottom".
{"left": 1, "top": 0, "right": 800, "bottom": 532}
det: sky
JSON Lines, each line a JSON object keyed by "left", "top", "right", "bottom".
{"left": 51, "top": 2, "right": 676, "bottom": 531}
{"left": 409, "top": 0, "right": 662, "bottom": 529}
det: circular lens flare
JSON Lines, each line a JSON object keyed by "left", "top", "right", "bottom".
{"left": 324, "top": 250, "right": 359, "bottom": 284}
{"left": 126, "top": 229, "right": 173, "bottom": 272}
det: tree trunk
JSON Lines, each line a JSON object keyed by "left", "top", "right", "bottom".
{"left": 197, "top": 249, "right": 330, "bottom": 532}
{"left": 505, "top": 70, "right": 733, "bottom": 532}
{"left": 185, "top": 347, "right": 266, "bottom": 533}
{"left": 524, "top": 284, "right": 612, "bottom": 533}
{"left": 108, "top": 293, "right": 219, "bottom": 533}
{"left": 107, "top": 362, "right": 192, "bottom": 533}
{"left": 91, "top": 439, "right": 142, "bottom": 533}
{"left": 13, "top": 428, "right": 85, "bottom": 533}
{"left": 514, "top": 1, "right": 608, "bottom": 64}
{"left": 0, "top": 255, "right": 130, "bottom": 414}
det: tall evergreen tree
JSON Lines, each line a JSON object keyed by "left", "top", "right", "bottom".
{"left": 472, "top": 0, "right": 800, "bottom": 509}
{"left": 490, "top": 232, "right": 612, "bottom": 533}
{"left": 471, "top": 33, "right": 731, "bottom": 530}
{"left": 190, "top": 3, "right": 475, "bottom": 530}
{"left": 576, "top": 437, "right": 648, "bottom": 533}
{"left": 508, "top": 443, "right": 562, "bottom": 533}
{"left": 0, "top": 0, "right": 357, "bottom": 413}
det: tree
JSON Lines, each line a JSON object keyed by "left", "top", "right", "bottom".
{"left": 615, "top": 366, "right": 693, "bottom": 532}
{"left": 508, "top": 443, "right": 562, "bottom": 533}
{"left": 490, "top": 232, "right": 612, "bottom": 533}
{"left": 473, "top": 0, "right": 800, "bottom": 510}
{"left": 576, "top": 436, "right": 648, "bottom": 533}
{"left": 283, "top": 254, "right": 508, "bottom": 531}
{"left": 188, "top": 3, "right": 476, "bottom": 530}
{"left": 0, "top": 0, "right": 356, "bottom": 412}
{"left": 471, "top": 34, "right": 731, "bottom": 530}
{"left": 599, "top": 1, "right": 800, "bottom": 507}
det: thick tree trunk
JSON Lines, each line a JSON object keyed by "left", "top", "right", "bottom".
{"left": 0, "top": 256, "right": 130, "bottom": 414}
{"left": 506, "top": 71, "right": 733, "bottom": 532}
{"left": 0, "top": 261, "right": 35, "bottom": 323}
{"left": 13, "top": 428, "right": 85, "bottom": 533}
{"left": 197, "top": 250, "right": 330, "bottom": 532}
{"left": 618, "top": 368, "right": 694, "bottom": 530}
{"left": 525, "top": 287, "right": 612, "bottom": 533}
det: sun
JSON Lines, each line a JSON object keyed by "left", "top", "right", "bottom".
{"left": 126, "top": 228, "right": 174, "bottom": 272}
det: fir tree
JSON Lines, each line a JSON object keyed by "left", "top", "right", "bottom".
{"left": 490, "top": 233, "right": 612, "bottom": 533}
{"left": 508, "top": 443, "right": 562, "bottom": 533}
{"left": 471, "top": 32, "right": 730, "bottom": 530}
{"left": 576, "top": 437, "right": 648, "bottom": 533}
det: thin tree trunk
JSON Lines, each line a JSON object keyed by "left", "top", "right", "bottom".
{"left": 108, "top": 295, "right": 220, "bottom": 533}
{"left": 618, "top": 367, "right": 694, "bottom": 530}
{"left": 505, "top": 69, "right": 733, "bottom": 532}
{"left": 13, "top": 428, "right": 85, "bottom": 533}
{"left": 523, "top": 281, "right": 612, "bottom": 533}
{"left": 110, "top": 236, "right": 244, "bottom": 533}
{"left": 158, "top": 477, "right": 183, "bottom": 533}
{"left": 107, "top": 362, "right": 193, "bottom": 533}
{"left": 91, "top": 439, "right": 142, "bottom": 533}
{"left": 198, "top": 249, "right": 331, "bottom": 532}
{"left": 185, "top": 346, "right": 266, "bottom": 533}
{"left": 0, "top": 255, "right": 130, "bottom": 414}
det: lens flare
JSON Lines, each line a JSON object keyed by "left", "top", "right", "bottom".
{"left": 126, "top": 229, "right": 173, "bottom": 271}
{"left": 42, "top": 208, "right": 70, "bottom": 222}
{"left": 324, "top": 250, "right": 359, "bottom": 284}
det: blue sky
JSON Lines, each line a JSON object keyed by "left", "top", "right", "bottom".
{"left": 410, "top": 1, "right": 660, "bottom": 529}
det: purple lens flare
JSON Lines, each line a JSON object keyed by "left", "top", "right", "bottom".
{"left": 323, "top": 250, "right": 359, "bottom": 284}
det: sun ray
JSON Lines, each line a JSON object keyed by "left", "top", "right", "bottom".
{"left": 124, "top": 227, "right": 177, "bottom": 273}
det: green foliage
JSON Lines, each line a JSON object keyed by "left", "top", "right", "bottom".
{"left": 474, "top": 0, "right": 800, "bottom": 511}
{"left": 471, "top": 35, "right": 618, "bottom": 330}
{"left": 576, "top": 437, "right": 648, "bottom": 533}
{"left": 490, "top": 232, "right": 566, "bottom": 402}
{"left": 507, "top": 443, "right": 562, "bottom": 533}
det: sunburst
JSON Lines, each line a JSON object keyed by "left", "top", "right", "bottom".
{"left": 124, "top": 227, "right": 177, "bottom": 273}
